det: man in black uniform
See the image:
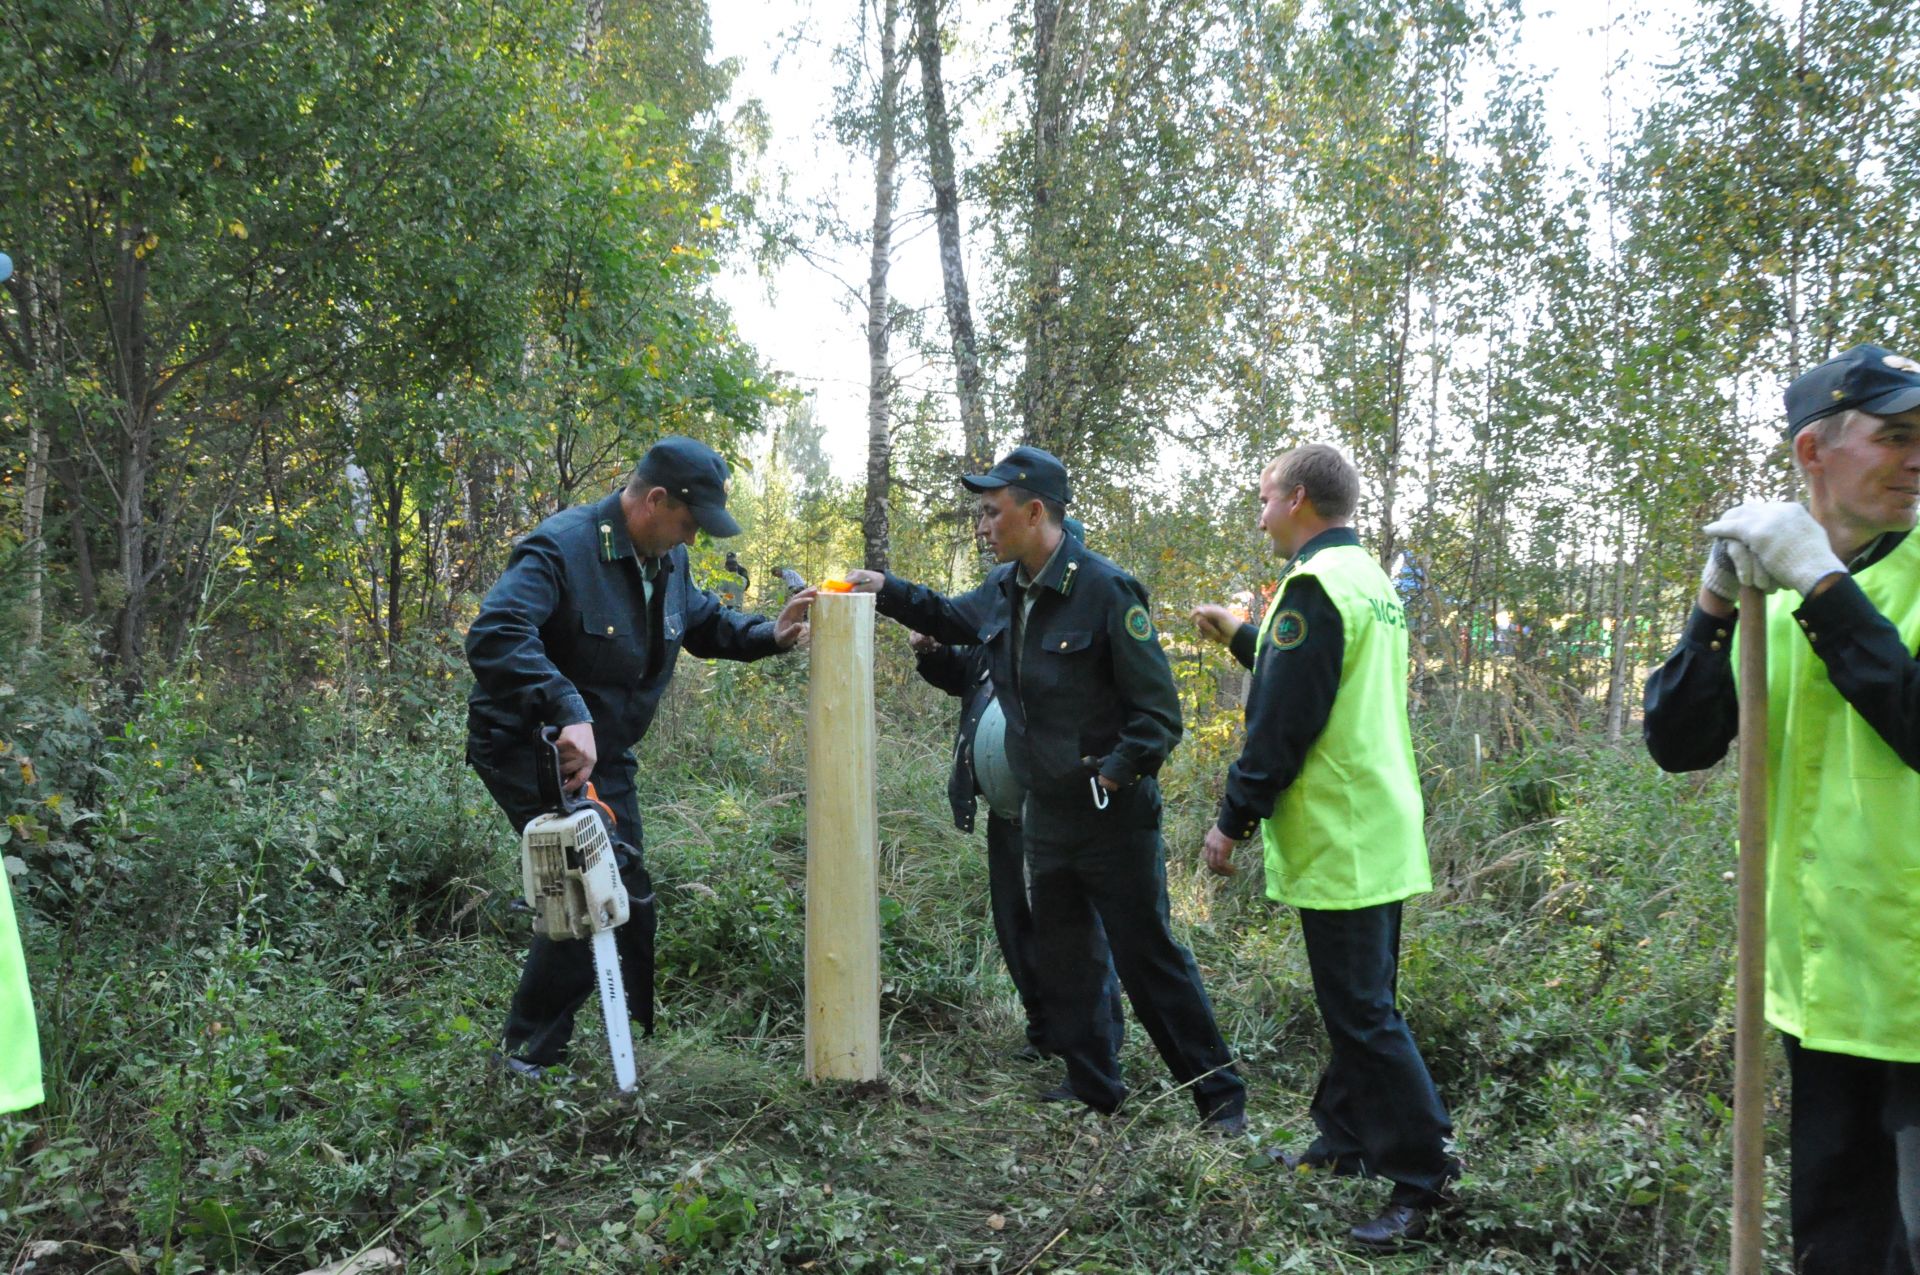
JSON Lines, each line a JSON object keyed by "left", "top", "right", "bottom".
{"left": 467, "top": 436, "right": 814, "bottom": 1075}
{"left": 846, "top": 447, "right": 1246, "bottom": 1131}
{"left": 908, "top": 519, "right": 1125, "bottom": 1067}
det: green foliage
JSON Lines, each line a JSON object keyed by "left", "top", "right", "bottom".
{"left": 0, "top": 0, "right": 776, "bottom": 683}
{"left": 0, "top": 706, "right": 105, "bottom": 908}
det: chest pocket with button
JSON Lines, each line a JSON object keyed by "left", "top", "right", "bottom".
{"left": 1043, "top": 629, "right": 1096, "bottom": 659}
{"left": 653, "top": 562, "right": 687, "bottom": 675}
{"left": 1032, "top": 628, "right": 1106, "bottom": 714}
{"left": 653, "top": 567, "right": 687, "bottom": 658}
{"left": 577, "top": 611, "right": 640, "bottom": 682}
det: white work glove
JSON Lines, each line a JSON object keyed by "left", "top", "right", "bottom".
{"left": 1703, "top": 502, "right": 1845, "bottom": 596}
{"left": 1701, "top": 538, "right": 1780, "bottom": 602}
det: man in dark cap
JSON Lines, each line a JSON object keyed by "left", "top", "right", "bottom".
{"left": 716, "top": 551, "right": 750, "bottom": 609}
{"left": 906, "top": 516, "right": 1125, "bottom": 1072}
{"left": 1645, "top": 344, "right": 1920, "bottom": 1273}
{"left": 467, "top": 436, "right": 815, "bottom": 1076}
{"left": 844, "top": 446, "right": 1247, "bottom": 1133}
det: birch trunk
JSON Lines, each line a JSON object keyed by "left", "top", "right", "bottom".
{"left": 1605, "top": 539, "right": 1646, "bottom": 744}
{"left": 8, "top": 271, "right": 53, "bottom": 650}
{"left": 912, "top": 0, "right": 990, "bottom": 471}
{"left": 111, "top": 231, "right": 155, "bottom": 684}
{"left": 1019, "top": 0, "right": 1066, "bottom": 451}
{"left": 862, "top": 0, "right": 903, "bottom": 573}
{"left": 22, "top": 421, "right": 49, "bottom": 651}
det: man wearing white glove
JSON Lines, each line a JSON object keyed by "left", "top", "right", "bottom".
{"left": 1645, "top": 344, "right": 1920, "bottom": 1274}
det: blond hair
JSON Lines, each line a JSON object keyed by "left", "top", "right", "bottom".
{"left": 1263, "top": 443, "right": 1358, "bottom": 520}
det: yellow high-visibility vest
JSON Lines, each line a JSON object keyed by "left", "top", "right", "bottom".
{"left": 1256, "top": 544, "right": 1431, "bottom": 909}
{"left": 0, "top": 873, "right": 42, "bottom": 1113}
{"left": 1737, "top": 529, "right": 1920, "bottom": 1061}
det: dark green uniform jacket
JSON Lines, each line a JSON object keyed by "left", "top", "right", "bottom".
{"left": 877, "top": 534, "right": 1182, "bottom": 802}
{"left": 466, "top": 490, "right": 782, "bottom": 762}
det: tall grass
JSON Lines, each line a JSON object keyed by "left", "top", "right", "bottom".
{"left": 0, "top": 647, "right": 1782, "bottom": 1272}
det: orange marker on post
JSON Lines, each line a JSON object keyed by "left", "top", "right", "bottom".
{"left": 821, "top": 578, "right": 855, "bottom": 593}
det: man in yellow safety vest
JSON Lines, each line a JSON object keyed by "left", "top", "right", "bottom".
{"left": 1645, "top": 344, "right": 1920, "bottom": 1274}
{"left": 1193, "top": 443, "right": 1456, "bottom": 1248}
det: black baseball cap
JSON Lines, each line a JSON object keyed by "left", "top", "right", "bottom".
{"left": 1785, "top": 344, "right": 1920, "bottom": 439}
{"left": 961, "top": 445, "right": 1072, "bottom": 507}
{"left": 636, "top": 436, "right": 741, "bottom": 537}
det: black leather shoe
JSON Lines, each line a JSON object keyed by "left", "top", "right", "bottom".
{"left": 492, "top": 1051, "right": 549, "bottom": 1082}
{"left": 1348, "top": 1203, "right": 1431, "bottom": 1247}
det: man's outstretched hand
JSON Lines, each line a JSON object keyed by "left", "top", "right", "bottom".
{"left": 775, "top": 588, "right": 818, "bottom": 649}
{"left": 1190, "top": 604, "right": 1242, "bottom": 647}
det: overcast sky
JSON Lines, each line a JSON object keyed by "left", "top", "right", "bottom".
{"left": 705, "top": 0, "right": 1733, "bottom": 479}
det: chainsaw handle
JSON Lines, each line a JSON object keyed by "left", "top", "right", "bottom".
{"left": 536, "top": 725, "right": 568, "bottom": 811}
{"left": 535, "top": 725, "right": 619, "bottom": 829}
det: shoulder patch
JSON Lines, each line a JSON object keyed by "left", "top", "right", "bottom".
{"left": 1271, "top": 609, "right": 1307, "bottom": 650}
{"left": 1124, "top": 604, "right": 1154, "bottom": 641}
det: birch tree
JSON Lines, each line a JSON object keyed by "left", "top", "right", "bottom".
{"left": 913, "top": 0, "right": 992, "bottom": 472}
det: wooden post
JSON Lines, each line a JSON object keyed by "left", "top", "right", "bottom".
{"left": 805, "top": 591, "right": 881, "bottom": 1081}
{"left": 1732, "top": 585, "right": 1768, "bottom": 1273}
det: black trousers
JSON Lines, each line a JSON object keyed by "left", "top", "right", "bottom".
{"left": 985, "top": 812, "right": 1123, "bottom": 1056}
{"left": 1024, "top": 779, "right": 1245, "bottom": 1121}
{"left": 469, "top": 742, "right": 655, "bottom": 1067}
{"left": 1784, "top": 1034, "right": 1920, "bottom": 1275}
{"left": 1297, "top": 901, "right": 1455, "bottom": 1207}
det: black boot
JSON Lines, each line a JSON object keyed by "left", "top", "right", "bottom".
{"left": 1349, "top": 1202, "right": 1432, "bottom": 1247}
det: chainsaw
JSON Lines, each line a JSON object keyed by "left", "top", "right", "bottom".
{"left": 519, "top": 727, "right": 653, "bottom": 1091}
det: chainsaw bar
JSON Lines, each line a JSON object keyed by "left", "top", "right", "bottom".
{"left": 592, "top": 928, "right": 637, "bottom": 1092}
{"left": 525, "top": 727, "right": 639, "bottom": 1093}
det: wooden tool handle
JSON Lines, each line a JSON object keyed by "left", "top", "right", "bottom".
{"left": 1732, "top": 584, "right": 1768, "bottom": 1273}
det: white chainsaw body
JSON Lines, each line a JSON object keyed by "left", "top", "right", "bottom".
{"left": 521, "top": 808, "right": 630, "bottom": 940}
{"left": 519, "top": 807, "right": 636, "bottom": 1090}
